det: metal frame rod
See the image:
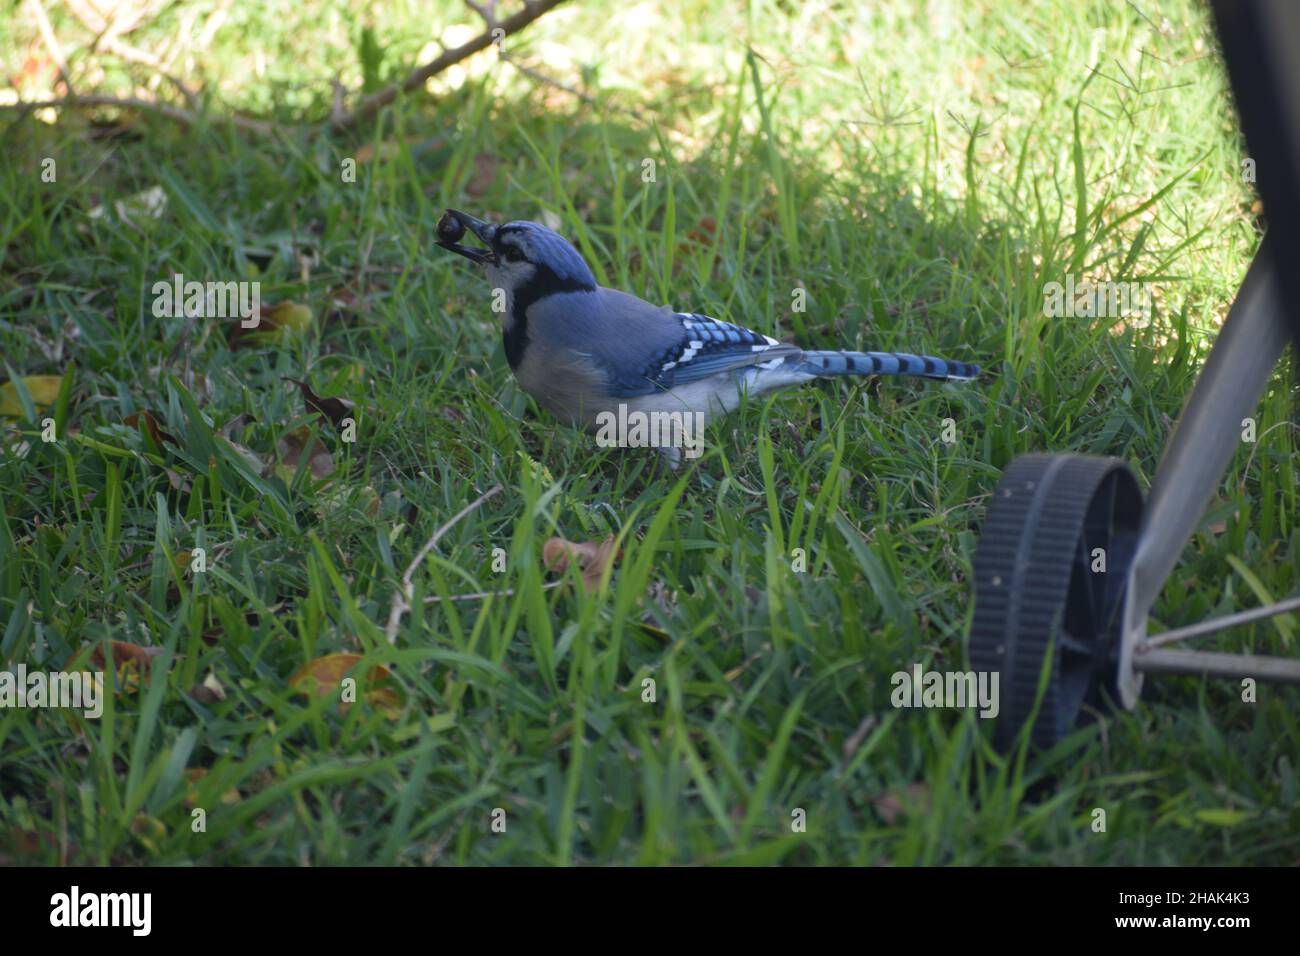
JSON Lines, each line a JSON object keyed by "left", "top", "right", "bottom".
{"left": 1134, "top": 647, "right": 1300, "bottom": 684}
{"left": 1142, "top": 594, "right": 1300, "bottom": 650}
{"left": 1117, "top": 241, "right": 1293, "bottom": 708}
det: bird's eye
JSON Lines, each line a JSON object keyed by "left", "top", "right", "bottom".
{"left": 501, "top": 246, "right": 524, "bottom": 263}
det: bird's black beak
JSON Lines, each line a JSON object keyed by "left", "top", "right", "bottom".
{"left": 436, "top": 209, "right": 498, "bottom": 265}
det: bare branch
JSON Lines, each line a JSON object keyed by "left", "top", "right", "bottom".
{"left": 26, "top": 0, "right": 75, "bottom": 95}
{"left": 95, "top": 38, "right": 199, "bottom": 105}
{"left": 500, "top": 50, "right": 634, "bottom": 117}
{"left": 63, "top": 0, "right": 108, "bottom": 33}
{"left": 64, "top": 0, "right": 162, "bottom": 46}
{"left": 1, "top": 93, "right": 277, "bottom": 134}
{"left": 11, "top": 0, "right": 569, "bottom": 137}
{"left": 335, "top": 0, "right": 568, "bottom": 130}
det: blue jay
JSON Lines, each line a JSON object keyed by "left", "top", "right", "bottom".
{"left": 437, "top": 209, "right": 980, "bottom": 465}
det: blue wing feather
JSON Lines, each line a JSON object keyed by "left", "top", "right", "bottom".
{"left": 606, "top": 312, "right": 794, "bottom": 397}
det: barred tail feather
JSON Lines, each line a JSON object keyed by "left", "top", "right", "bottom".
{"left": 796, "top": 350, "right": 980, "bottom": 382}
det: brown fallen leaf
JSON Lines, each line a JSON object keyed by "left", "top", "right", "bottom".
{"left": 84, "top": 641, "right": 166, "bottom": 670}
{"left": 189, "top": 685, "right": 218, "bottom": 706}
{"left": 282, "top": 377, "right": 356, "bottom": 429}
{"left": 228, "top": 301, "right": 313, "bottom": 349}
{"left": 871, "top": 783, "right": 931, "bottom": 826}
{"left": 324, "top": 286, "right": 364, "bottom": 324}
{"left": 1204, "top": 497, "right": 1236, "bottom": 535}
{"left": 543, "top": 535, "right": 620, "bottom": 593}
{"left": 355, "top": 134, "right": 445, "bottom": 165}
{"left": 685, "top": 215, "right": 717, "bottom": 245}
{"left": 67, "top": 641, "right": 166, "bottom": 694}
{"left": 188, "top": 672, "right": 226, "bottom": 706}
{"left": 288, "top": 652, "right": 401, "bottom": 715}
{"left": 276, "top": 426, "right": 334, "bottom": 479}
{"left": 124, "top": 410, "right": 179, "bottom": 448}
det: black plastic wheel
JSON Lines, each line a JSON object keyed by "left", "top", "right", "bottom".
{"left": 969, "top": 454, "right": 1143, "bottom": 751}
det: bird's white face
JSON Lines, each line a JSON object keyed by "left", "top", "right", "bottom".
{"left": 483, "top": 228, "right": 540, "bottom": 295}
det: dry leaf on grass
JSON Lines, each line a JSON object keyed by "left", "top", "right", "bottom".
{"left": 543, "top": 535, "right": 620, "bottom": 592}
{"left": 164, "top": 468, "right": 190, "bottom": 492}
{"left": 355, "top": 134, "right": 446, "bottom": 164}
{"left": 276, "top": 426, "right": 334, "bottom": 479}
{"left": 0, "top": 375, "right": 63, "bottom": 417}
{"left": 871, "top": 783, "right": 931, "bottom": 826}
{"left": 677, "top": 216, "right": 718, "bottom": 261}
{"left": 124, "top": 410, "right": 179, "bottom": 448}
{"left": 282, "top": 377, "right": 356, "bottom": 429}
{"left": 288, "top": 652, "right": 401, "bottom": 716}
{"left": 324, "top": 286, "right": 365, "bottom": 324}
{"left": 686, "top": 215, "right": 717, "bottom": 245}
{"left": 188, "top": 672, "right": 226, "bottom": 706}
{"left": 85, "top": 641, "right": 165, "bottom": 670}
{"left": 228, "top": 301, "right": 313, "bottom": 349}
{"left": 68, "top": 641, "right": 166, "bottom": 694}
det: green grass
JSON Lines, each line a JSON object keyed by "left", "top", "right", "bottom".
{"left": 0, "top": 0, "right": 1297, "bottom": 865}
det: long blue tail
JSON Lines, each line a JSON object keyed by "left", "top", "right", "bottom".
{"left": 796, "top": 350, "right": 980, "bottom": 382}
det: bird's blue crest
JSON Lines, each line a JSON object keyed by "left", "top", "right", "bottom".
{"left": 497, "top": 221, "right": 597, "bottom": 288}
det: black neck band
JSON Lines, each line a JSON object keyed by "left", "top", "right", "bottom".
{"left": 504, "top": 271, "right": 596, "bottom": 369}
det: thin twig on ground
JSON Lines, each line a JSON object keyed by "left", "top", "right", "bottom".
{"left": 423, "top": 581, "right": 562, "bottom": 604}
{"left": 385, "top": 483, "right": 504, "bottom": 643}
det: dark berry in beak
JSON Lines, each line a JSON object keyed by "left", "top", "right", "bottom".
{"left": 437, "top": 212, "right": 466, "bottom": 244}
